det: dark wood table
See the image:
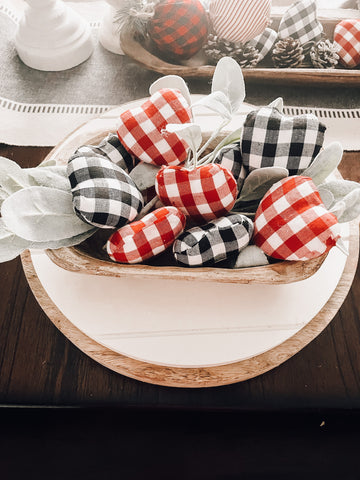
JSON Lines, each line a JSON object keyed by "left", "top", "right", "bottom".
{"left": 0, "top": 143, "right": 359, "bottom": 411}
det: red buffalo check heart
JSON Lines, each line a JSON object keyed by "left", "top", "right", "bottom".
{"left": 334, "top": 19, "right": 360, "bottom": 68}
{"left": 107, "top": 206, "right": 186, "bottom": 264}
{"left": 155, "top": 164, "right": 238, "bottom": 223}
{"left": 254, "top": 176, "right": 341, "bottom": 261}
{"left": 117, "top": 88, "right": 192, "bottom": 167}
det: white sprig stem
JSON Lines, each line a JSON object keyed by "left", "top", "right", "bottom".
{"left": 196, "top": 119, "right": 230, "bottom": 161}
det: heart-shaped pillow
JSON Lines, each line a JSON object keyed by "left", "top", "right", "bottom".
{"left": 209, "top": 0, "right": 271, "bottom": 44}
{"left": 334, "top": 19, "right": 360, "bottom": 68}
{"left": 67, "top": 154, "right": 143, "bottom": 229}
{"left": 254, "top": 176, "right": 341, "bottom": 261}
{"left": 173, "top": 214, "right": 253, "bottom": 267}
{"left": 117, "top": 88, "right": 192, "bottom": 167}
{"left": 106, "top": 206, "right": 186, "bottom": 264}
{"left": 214, "top": 142, "right": 247, "bottom": 193}
{"left": 247, "top": 28, "right": 278, "bottom": 63}
{"left": 155, "top": 164, "right": 238, "bottom": 223}
{"left": 241, "top": 106, "right": 326, "bottom": 176}
{"left": 278, "top": 0, "right": 323, "bottom": 48}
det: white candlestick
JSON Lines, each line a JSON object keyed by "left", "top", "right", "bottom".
{"left": 15, "top": 0, "right": 94, "bottom": 71}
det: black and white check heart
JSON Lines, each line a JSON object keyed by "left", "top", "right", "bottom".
{"left": 247, "top": 28, "right": 278, "bottom": 62}
{"left": 67, "top": 154, "right": 144, "bottom": 229}
{"left": 278, "top": 0, "right": 323, "bottom": 47}
{"left": 241, "top": 106, "right": 326, "bottom": 176}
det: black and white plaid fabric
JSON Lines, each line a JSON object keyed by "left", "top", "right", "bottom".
{"left": 173, "top": 214, "right": 253, "bottom": 267}
{"left": 71, "top": 133, "right": 137, "bottom": 173}
{"left": 241, "top": 106, "right": 326, "bottom": 176}
{"left": 67, "top": 154, "right": 143, "bottom": 229}
{"left": 278, "top": 0, "right": 323, "bottom": 47}
{"left": 247, "top": 28, "right": 278, "bottom": 62}
{"left": 214, "top": 142, "right": 248, "bottom": 192}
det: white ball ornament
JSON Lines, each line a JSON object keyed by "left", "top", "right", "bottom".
{"left": 209, "top": 0, "right": 272, "bottom": 44}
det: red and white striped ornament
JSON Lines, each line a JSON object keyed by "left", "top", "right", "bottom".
{"left": 209, "top": 0, "right": 271, "bottom": 44}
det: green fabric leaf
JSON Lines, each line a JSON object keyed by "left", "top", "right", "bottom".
{"left": 302, "top": 142, "right": 343, "bottom": 185}
{"left": 38, "top": 157, "right": 56, "bottom": 167}
{"left": 0, "top": 156, "right": 31, "bottom": 194}
{"left": 237, "top": 167, "right": 289, "bottom": 203}
{"left": 330, "top": 188, "right": 360, "bottom": 223}
{"left": 29, "top": 227, "right": 98, "bottom": 250}
{"left": 25, "top": 166, "right": 70, "bottom": 191}
{"left": 192, "top": 91, "right": 232, "bottom": 120}
{"left": 0, "top": 218, "right": 31, "bottom": 262}
{"left": 149, "top": 75, "right": 191, "bottom": 106}
{"left": 130, "top": 162, "right": 160, "bottom": 191}
{"left": 211, "top": 57, "right": 245, "bottom": 113}
{"left": 234, "top": 245, "right": 269, "bottom": 269}
{"left": 318, "top": 186, "right": 335, "bottom": 209}
{"left": 317, "top": 179, "right": 360, "bottom": 204}
{"left": 1, "top": 186, "right": 94, "bottom": 242}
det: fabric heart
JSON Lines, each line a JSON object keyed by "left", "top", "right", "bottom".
{"left": 247, "top": 28, "right": 278, "bottom": 63}
{"left": 117, "top": 88, "right": 192, "bottom": 167}
{"left": 254, "top": 176, "right": 341, "bottom": 261}
{"left": 214, "top": 142, "right": 247, "bottom": 193}
{"left": 209, "top": 0, "right": 271, "bottom": 44}
{"left": 67, "top": 154, "right": 143, "bottom": 229}
{"left": 334, "top": 19, "right": 360, "bottom": 68}
{"left": 148, "top": 0, "right": 208, "bottom": 60}
{"left": 241, "top": 106, "right": 326, "bottom": 176}
{"left": 173, "top": 214, "right": 253, "bottom": 267}
{"left": 278, "top": 0, "right": 323, "bottom": 48}
{"left": 155, "top": 164, "right": 238, "bottom": 223}
{"left": 106, "top": 206, "right": 186, "bottom": 264}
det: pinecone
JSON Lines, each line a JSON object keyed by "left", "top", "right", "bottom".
{"left": 204, "top": 34, "right": 260, "bottom": 68}
{"left": 310, "top": 39, "right": 339, "bottom": 69}
{"left": 272, "top": 37, "right": 305, "bottom": 68}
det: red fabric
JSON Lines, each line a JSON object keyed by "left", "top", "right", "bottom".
{"left": 254, "top": 176, "right": 340, "bottom": 261}
{"left": 155, "top": 164, "right": 238, "bottom": 223}
{"left": 334, "top": 19, "right": 360, "bottom": 68}
{"left": 148, "top": 0, "right": 208, "bottom": 59}
{"left": 117, "top": 88, "right": 192, "bottom": 167}
{"left": 107, "top": 206, "right": 186, "bottom": 264}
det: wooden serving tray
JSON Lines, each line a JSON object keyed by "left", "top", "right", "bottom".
{"left": 120, "top": 7, "right": 360, "bottom": 86}
{"left": 44, "top": 100, "right": 344, "bottom": 285}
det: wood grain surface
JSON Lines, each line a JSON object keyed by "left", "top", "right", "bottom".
{"left": 0, "top": 144, "right": 359, "bottom": 406}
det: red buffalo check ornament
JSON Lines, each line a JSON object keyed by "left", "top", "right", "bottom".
{"left": 117, "top": 88, "right": 192, "bottom": 167}
{"left": 106, "top": 206, "right": 186, "bottom": 264}
{"left": 155, "top": 164, "right": 238, "bottom": 224}
{"left": 254, "top": 176, "right": 341, "bottom": 261}
{"left": 334, "top": 19, "right": 360, "bottom": 68}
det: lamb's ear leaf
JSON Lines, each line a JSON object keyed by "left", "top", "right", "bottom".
{"left": 130, "top": 162, "right": 160, "bottom": 191}
{"left": 318, "top": 186, "right": 335, "bottom": 210}
{"left": 317, "top": 179, "right": 360, "bottom": 204}
{"left": 191, "top": 91, "right": 232, "bottom": 120}
{"left": 1, "top": 186, "right": 94, "bottom": 242}
{"left": 330, "top": 188, "right": 360, "bottom": 223}
{"left": 38, "top": 158, "right": 56, "bottom": 167}
{"left": 25, "top": 166, "right": 70, "bottom": 191}
{"left": 165, "top": 123, "right": 202, "bottom": 156}
{"left": 268, "top": 97, "right": 284, "bottom": 113}
{"left": 302, "top": 142, "right": 343, "bottom": 185}
{"left": 149, "top": 75, "right": 191, "bottom": 106}
{"left": 234, "top": 245, "right": 269, "bottom": 269}
{"left": 0, "top": 157, "right": 31, "bottom": 194}
{"left": 238, "top": 167, "right": 289, "bottom": 203}
{"left": 0, "top": 219, "right": 30, "bottom": 262}
{"left": 29, "top": 227, "right": 98, "bottom": 250}
{"left": 211, "top": 57, "right": 245, "bottom": 113}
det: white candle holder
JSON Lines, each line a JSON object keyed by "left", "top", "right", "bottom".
{"left": 99, "top": 0, "right": 124, "bottom": 55}
{"left": 15, "top": 0, "right": 94, "bottom": 71}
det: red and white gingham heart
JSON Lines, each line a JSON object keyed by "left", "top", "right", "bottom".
{"left": 155, "top": 164, "right": 238, "bottom": 223}
{"left": 334, "top": 19, "right": 360, "bottom": 68}
{"left": 117, "top": 88, "right": 192, "bottom": 167}
{"left": 254, "top": 176, "right": 341, "bottom": 261}
{"left": 106, "top": 206, "right": 186, "bottom": 264}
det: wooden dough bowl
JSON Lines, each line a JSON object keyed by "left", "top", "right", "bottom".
{"left": 120, "top": 7, "right": 360, "bottom": 86}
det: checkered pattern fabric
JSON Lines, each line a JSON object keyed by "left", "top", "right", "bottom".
{"left": 254, "top": 176, "right": 341, "bottom": 261}
{"left": 209, "top": 0, "right": 271, "bottom": 44}
{"left": 241, "top": 106, "right": 326, "bottom": 176}
{"left": 247, "top": 28, "right": 278, "bottom": 62}
{"left": 278, "top": 0, "right": 323, "bottom": 47}
{"left": 117, "top": 88, "right": 192, "bottom": 167}
{"left": 148, "top": 0, "right": 208, "bottom": 59}
{"left": 334, "top": 20, "right": 360, "bottom": 68}
{"left": 67, "top": 154, "right": 143, "bottom": 229}
{"left": 173, "top": 214, "right": 254, "bottom": 267}
{"left": 214, "top": 142, "right": 247, "bottom": 193}
{"left": 106, "top": 206, "right": 186, "bottom": 264}
{"left": 155, "top": 164, "right": 238, "bottom": 224}
{"left": 72, "top": 133, "right": 137, "bottom": 173}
